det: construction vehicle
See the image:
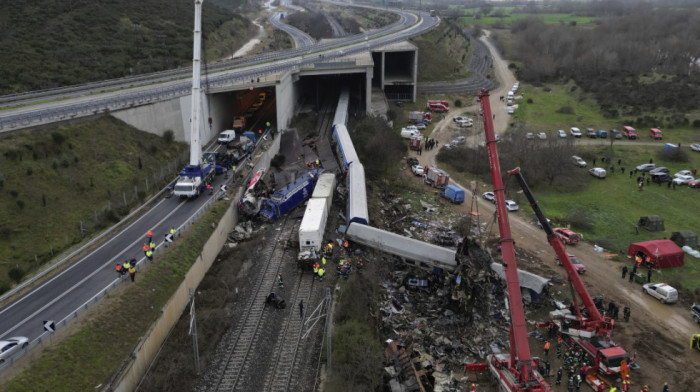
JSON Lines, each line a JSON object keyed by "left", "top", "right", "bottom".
{"left": 408, "top": 111, "right": 431, "bottom": 124}
{"left": 427, "top": 100, "right": 449, "bottom": 112}
{"left": 423, "top": 166, "right": 449, "bottom": 188}
{"left": 259, "top": 169, "right": 323, "bottom": 220}
{"left": 173, "top": 0, "right": 215, "bottom": 199}
{"left": 232, "top": 116, "right": 246, "bottom": 130}
{"left": 476, "top": 90, "right": 552, "bottom": 392}
{"left": 507, "top": 166, "right": 630, "bottom": 379}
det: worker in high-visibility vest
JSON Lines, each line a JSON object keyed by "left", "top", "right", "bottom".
{"left": 317, "top": 267, "right": 325, "bottom": 281}
{"left": 321, "top": 257, "right": 326, "bottom": 266}
{"left": 115, "top": 263, "right": 123, "bottom": 278}
{"left": 142, "top": 243, "right": 149, "bottom": 256}
{"left": 150, "top": 241, "right": 156, "bottom": 251}
{"left": 147, "top": 229, "right": 153, "bottom": 242}
{"left": 146, "top": 250, "right": 153, "bottom": 262}
{"left": 170, "top": 227, "right": 176, "bottom": 236}
{"left": 327, "top": 242, "right": 333, "bottom": 255}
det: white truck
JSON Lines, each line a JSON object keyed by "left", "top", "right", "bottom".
{"left": 298, "top": 198, "right": 328, "bottom": 259}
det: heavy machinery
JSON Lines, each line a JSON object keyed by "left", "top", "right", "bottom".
{"left": 477, "top": 90, "right": 552, "bottom": 392}
{"left": 507, "top": 166, "right": 630, "bottom": 379}
{"left": 173, "top": 0, "right": 215, "bottom": 199}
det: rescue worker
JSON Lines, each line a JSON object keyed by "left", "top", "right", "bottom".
{"left": 567, "top": 376, "right": 574, "bottom": 392}
{"left": 123, "top": 260, "right": 132, "bottom": 272}
{"left": 315, "top": 159, "right": 320, "bottom": 168}
{"left": 170, "top": 227, "right": 176, "bottom": 237}
{"left": 556, "top": 337, "right": 563, "bottom": 358}
{"left": 147, "top": 229, "right": 153, "bottom": 242}
{"left": 313, "top": 264, "right": 319, "bottom": 278}
{"left": 556, "top": 367, "right": 563, "bottom": 385}
{"left": 622, "top": 265, "right": 628, "bottom": 279}
{"left": 544, "top": 340, "right": 551, "bottom": 357}
{"left": 343, "top": 240, "right": 349, "bottom": 253}
{"left": 317, "top": 267, "right": 325, "bottom": 281}
{"left": 130, "top": 256, "right": 136, "bottom": 265}
{"left": 150, "top": 241, "right": 156, "bottom": 251}
{"left": 266, "top": 121, "right": 271, "bottom": 128}
{"left": 545, "top": 360, "right": 551, "bottom": 376}
{"left": 575, "top": 373, "right": 582, "bottom": 392}
{"left": 142, "top": 243, "right": 150, "bottom": 256}
{"left": 115, "top": 263, "right": 123, "bottom": 278}
{"left": 621, "top": 379, "right": 630, "bottom": 392}
{"left": 469, "top": 384, "right": 477, "bottom": 392}
{"left": 609, "top": 387, "right": 617, "bottom": 392}
{"left": 146, "top": 249, "right": 153, "bottom": 262}
{"left": 321, "top": 257, "right": 327, "bottom": 266}
{"left": 277, "top": 273, "right": 284, "bottom": 288}
{"left": 662, "top": 382, "right": 669, "bottom": 392}
{"left": 129, "top": 266, "right": 136, "bottom": 282}
{"left": 327, "top": 242, "right": 333, "bottom": 255}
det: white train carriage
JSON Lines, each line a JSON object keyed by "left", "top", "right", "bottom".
{"left": 332, "top": 88, "right": 350, "bottom": 127}
{"left": 312, "top": 172, "right": 336, "bottom": 216}
{"left": 332, "top": 124, "right": 359, "bottom": 170}
{"left": 347, "top": 162, "right": 369, "bottom": 225}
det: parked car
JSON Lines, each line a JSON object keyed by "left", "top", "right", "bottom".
{"left": 413, "top": 122, "right": 427, "bottom": 130}
{"left": 610, "top": 129, "right": 623, "bottom": 139}
{"left": 507, "top": 107, "right": 515, "bottom": 115}
{"left": 635, "top": 163, "right": 656, "bottom": 172}
{"left": 652, "top": 174, "right": 673, "bottom": 184}
{"left": 453, "top": 116, "right": 471, "bottom": 123}
{"left": 557, "top": 253, "right": 586, "bottom": 274}
{"left": 0, "top": 337, "right": 29, "bottom": 364}
{"left": 622, "top": 126, "right": 638, "bottom": 139}
{"left": 597, "top": 130, "right": 608, "bottom": 138}
{"left": 526, "top": 132, "right": 535, "bottom": 140}
{"left": 649, "top": 128, "right": 663, "bottom": 140}
{"left": 537, "top": 132, "right": 547, "bottom": 140}
{"left": 649, "top": 167, "right": 670, "bottom": 176}
{"left": 674, "top": 170, "right": 692, "bottom": 178}
{"left": 482, "top": 192, "right": 495, "bottom": 202}
{"left": 586, "top": 128, "right": 597, "bottom": 138}
{"left": 642, "top": 283, "right": 678, "bottom": 304}
{"left": 570, "top": 127, "right": 582, "bottom": 138}
{"left": 505, "top": 200, "right": 519, "bottom": 211}
{"left": 692, "top": 303, "right": 700, "bottom": 323}
{"left": 553, "top": 228, "right": 580, "bottom": 245}
{"left": 589, "top": 167, "right": 607, "bottom": 178}
{"left": 672, "top": 175, "right": 694, "bottom": 185}
{"left": 691, "top": 143, "right": 700, "bottom": 153}
{"left": 571, "top": 155, "right": 587, "bottom": 168}
{"left": 452, "top": 136, "right": 466, "bottom": 145}
{"left": 411, "top": 165, "right": 425, "bottom": 176}
{"left": 400, "top": 128, "right": 422, "bottom": 139}
{"left": 558, "top": 130, "right": 567, "bottom": 138}
{"left": 688, "top": 179, "right": 700, "bottom": 188}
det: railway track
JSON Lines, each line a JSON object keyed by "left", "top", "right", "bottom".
{"left": 262, "top": 272, "right": 315, "bottom": 391}
{"left": 206, "top": 217, "right": 297, "bottom": 392}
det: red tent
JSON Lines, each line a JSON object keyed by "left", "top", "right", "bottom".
{"left": 627, "top": 240, "right": 684, "bottom": 268}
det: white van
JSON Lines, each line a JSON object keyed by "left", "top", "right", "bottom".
{"left": 401, "top": 128, "right": 422, "bottom": 139}
{"left": 217, "top": 130, "right": 236, "bottom": 143}
{"left": 507, "top": 91, "right": 514, "bottom": 99}
{"left": 589, "top": 167, "right": 606, "bottom": 178}
{"left": 642, "top": 283, "right": 678, "bottom": 304}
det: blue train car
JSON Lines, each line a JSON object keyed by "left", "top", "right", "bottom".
{"left": 332, "top": 124, "right": 359, "bottom": 170}
{"left": 260, "top": 169, "right": 324, "bottom": 220}
{"left": 347, "top": 162, "right": 369, "bottom": 225}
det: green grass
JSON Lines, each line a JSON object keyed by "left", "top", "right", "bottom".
{"left": 1, "top": 201, "right": 229, "bottom": 392}
{"left": 457, "top": 13, "right": 597, "bottom": 27}
{"left": 412, "top": 22, "right": 473, "bottom": 82}
{"left": 528, "top": 144, "right": 700, "bottom": 290}
{"left": 0, "top": 117, "right": 187, "bottom": 289}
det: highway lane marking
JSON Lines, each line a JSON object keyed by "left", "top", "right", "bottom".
{"left": 0, "top": 197, "right": 187, "bottom": 338}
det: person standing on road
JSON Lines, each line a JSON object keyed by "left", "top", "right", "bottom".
{"left": 147, "top": 229, "right": 153, "bottom": 243}
{"left": 116, "top": 263, "right": 123, "bottom": 278}
{"left": 647, "top": 268, "right": 652, "bottom": 283}
{"left": 545, "top": 360, "right": 551, "bottom": 376}
{"left": 622, "top": 265, "right": 628, "bottom": 279}
{"left": 543, "top": 341, "right": 551, "bottom": 357}
{"left": 146, "top": 249, "right": 153, "bottom": 262}
{"left": 662, "top": 382, "right": 669, "bottom": 392}
{"left": 556, "top": 367, "right": 563, "bottom": 385}
{"left": 299, "top": 300, "right": 303, "bottom": 318}
{"left": 129, "top": 266, "right": 136, "bottom": 282}
{"left": 623, "top": 305, "right": 630, "bottom": 322}
{"left": 277, "top": 273, "right": 284, "bottom": 288}
{"left": 143, "top": 243, "right": 150, "bottom": 257}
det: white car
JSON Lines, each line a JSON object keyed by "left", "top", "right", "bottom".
{"left": 589, "top": 167, "right": 607, "bottom": 178}
{"left": 453, "top": 116, "right": 471, "bottom": 123}
{"left": 411, "top": 165, "right": 425, "bottom": 176}
{"left": 571, "top": 155, "right": 587, "bottom": 168}
{"left": 452, "top": 136, "right": 467, "bottom": 145}
{"left": 642, "top": 283, "right": 678, "bottom": 304}
{"left": 413, "top": 122, "right": 427, "bottom": 130}
{"left": 526, "top": 133, "right": 534, "bottom": 140}
{"left": 507, "top": 107, "right": 515, "bottom": 115}
{"left": 672, "top": 175, "right": 693, "bottom": 185}
{"left": 537, "top": 132, "right": 547, "bottom": 140}
{"left": 505, "top": 200, "right": 519, "bottom": 211}
{"left": 690, "top": 143, "right": 700, "bottom": 152}
{"left": 0, "top": 337, "right": 29, "bottom": 363}
{"left": 558, "top": 130, "right": 567, "bottom": 138}
{"left": 482, "top": 192, "right": 495, "bottom": 202}
{"left": 570, "top": 127, "right": 582, "bottom": 138}
{"left": 674, "top": 170, "right": 692, "bottom": 178}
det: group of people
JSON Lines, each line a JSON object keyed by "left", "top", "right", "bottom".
{"left": 115, "top": 227, "right": 177, "bottom": 282}
{"left": 115, "top": 257, "right": 138, "bottom": 282}
{"left": 423, "top": 137, "right": 438, "bottom": 151}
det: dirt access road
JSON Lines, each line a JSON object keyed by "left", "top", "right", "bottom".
{"left": 411, "top": 30, "right": 700, "bottom": 391}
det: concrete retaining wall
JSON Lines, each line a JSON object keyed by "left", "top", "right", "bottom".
{"left": 111, "top": 132, "right": 281, "bottom": 392}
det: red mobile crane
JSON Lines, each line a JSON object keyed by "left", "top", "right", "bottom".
{"left": 507, "top": 167, "right": 630, "bottom": 383}
{"left": 478, "top": 90, "right": 552, "bottom": 392}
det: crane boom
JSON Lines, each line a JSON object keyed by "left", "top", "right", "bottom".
{"left": 189, "top": 0, "right": 204, "bottom": 166}
{"left": 478, "top": 90, "right": 548, "bottom": 391}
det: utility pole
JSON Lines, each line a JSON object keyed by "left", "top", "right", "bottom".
{"left": 325, "top": 288, "right": 332, "bottom": 376}
{"left": 189, "top": 289, "right": 200, "bottom": 374}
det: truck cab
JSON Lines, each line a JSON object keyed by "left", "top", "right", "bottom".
{"left": 649, "top": 128, "right": 663, "bottom": 140}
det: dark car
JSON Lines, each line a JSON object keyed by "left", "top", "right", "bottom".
{"left": 586, "top": 128, "right": 597, "bottom": 138}
{"left": 652, "top": 174, "right": 673, "bottom": 183}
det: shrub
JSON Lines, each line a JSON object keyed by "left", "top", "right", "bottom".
{"left": 163, "top": 130, "right": 175, "bottom": 144}
{"left": 52, "top": 160, "right": 58, "bottom": 170}
{"left": 693, "top": 119, "right": 700, "bottom": 128}
{"left": 0, "top": 281, "right": 10, "bottom": 295}
{"left": 556, "top": 106, "right": 575, "bottom": 114}
{"left": 51, "top": 132, "right": 66, "bottom": 145}
{"left": 62, "top": 158, "right": 69, "bottom": 168}
{"left": 149, "top": 145, "right": 158, "bottom": 154}
{"left": 9, "top": 190, "right": 18, "bottom": 198}
{"left": 26, "top": 165, "right": 33, "bottom": 176}
{"left": 543, "top": 86, "right": 551, "bottom": 92}
{"left": 138, "top": 157, "right": 143, "bottom": 170}
{"left": 455, "top": 99, "right": 463, "bottom": 107}
{"left": 659, "top": 148, "right": 688, "bottom": 163}
{"left": 0, "top": 173, "right": 3, "bottom": 188}
{"left": 386, "top": 109, "right": 397, "bottom": 122}
{"left": 42, "top": 193, "right": 46, "bottom": 207}
{"left": 17, "top": 200, "right": 25, "bottom": 210}
{"left": 527, "top": 98, "right": 533, "bottom": 104}
{"left": 8, "top": 267, "right": 25, "bottom": 283}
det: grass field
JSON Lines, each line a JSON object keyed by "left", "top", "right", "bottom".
{"left": 0, "top": 117, "right": 187, "bottom": 291}
{"left": 512, "top": 83, "right": 700, "bottom": 144}
{"left": 412, "top": 22, "right": 473, "bottom": 82}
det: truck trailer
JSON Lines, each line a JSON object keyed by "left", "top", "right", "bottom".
{"left": 298, "top": 198, "right": 329, "bottom": 256}
{"left": 440, "top": 184, "right": 464, "bottom": 203}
